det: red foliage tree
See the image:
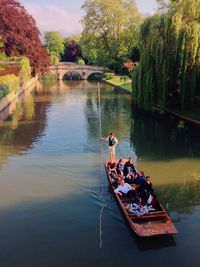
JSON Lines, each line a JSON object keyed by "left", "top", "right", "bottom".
{"left": 62, "top": 40, "right": 82, "bottom": 62}
{"left": 0, "top": 0, "right": 50, "bottom": 74}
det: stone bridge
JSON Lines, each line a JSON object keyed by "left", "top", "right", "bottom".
{"left": 49, "top": 62, "right": 106, "bottom": 80}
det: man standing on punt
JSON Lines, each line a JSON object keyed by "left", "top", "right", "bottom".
{"left": 100, "top": 132, "right": 119, "bottom": 162}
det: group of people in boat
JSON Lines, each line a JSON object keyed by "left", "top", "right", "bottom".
{"left": 107, "top": 157, "right": 157, "bottom": 212}
{"left": 101, "top": 132, "right": 157, "bottom": 214}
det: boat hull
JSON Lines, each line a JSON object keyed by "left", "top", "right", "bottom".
{"left": 105, "top": 160, "right": 177, "bottom": 237}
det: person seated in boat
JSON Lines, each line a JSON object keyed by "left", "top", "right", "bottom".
{"left": 136, "top": 175, "right": 153, "bottom": 197}
{"left": 136, "top": 183, "right": 151, "bottom": 205}
{"left": 111, "top": 174, "right": 122, "bottom": 187}
{"left": 134, "top": 173, "right": 154, "bottom": 202}
{"left": 116, "top": 159, "right": 125, "bottom": 176}
{"left": 147, "top": 193, "right": 158, "bottom": 210}
{"left": 114, "top": 178, "right": 136, "bottom": 200}
{"left": 141, "top": 176, "right": 154, "bottom": 194}
{"left": 110, "top": 162, "right": 117, "bottom": 176}
{"left": 124, "top": 157, "right": 137, "bottom": 178}
{"left": 134, "top": 170, "right": 146, "bottom": 184}
{"left": 107, "top": 162, "right": 117, "bottom": 176}
{"left": 124, "top": 164, "right": 141, "bottom": 184}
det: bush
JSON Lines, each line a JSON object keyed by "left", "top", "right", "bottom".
{"left": 76, "top": 58, "right": 85, "bottom": 65}
{"left": 103, "top": 72, "right": 115, "bottom": 80}
{"left": 19, "top": 57, "right": 31, "bottom": 81}
{"left": 120, "top": 75, "right": 129, "bottom": 83}
{"left": 0, "top": 74, "right": 20, "bottom": 95}
{"left": 10, "top": 56, "right": 31, "bottom": 82}
{"left": 0, "top": 84, "right": 9, "bottom": 100}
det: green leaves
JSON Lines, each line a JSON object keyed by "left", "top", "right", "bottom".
{"left": 133, "top": 0, "right": 200, "bottom": 110}
{"left": 81, "top": 0, "right": 142, "bottom": 66}
{"left": 44, "top": 32, "right": 64, "bottom": 63}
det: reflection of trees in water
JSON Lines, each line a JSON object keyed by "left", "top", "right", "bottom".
{"left": 0, "top": 91, "right": 50, "bottom": 159}
{"left": 85, "top": 84, "right": 133, "bottom": 151}
{"left": 156, "top": 178, "right": 200, "bottom": 215}
{"left": 131, "top": 108, "right": 200, "bottom": 159}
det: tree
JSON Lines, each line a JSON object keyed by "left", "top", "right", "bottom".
{"left": 44, "top": 32, "right": 64, "bottom": 64}
{"left": 62, "top": 40, "right": 82, "bottom": 62}
{"left": 0, "top": 0, "right": 49, "bottom": 74}
{"left": 132, "top": 0, "right": 200, "bottom": 110}
{"left": 81, "top": 0, "right": 142, "bottom": 67}
{"left": 65, "top": 34, "right": 82, "bottom": 44}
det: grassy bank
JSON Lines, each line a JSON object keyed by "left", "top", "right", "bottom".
{"left": 104, "top": 75, "right": 132, "bottom": 92}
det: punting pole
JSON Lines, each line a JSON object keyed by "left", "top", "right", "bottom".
{"left": 97, "top": 82, "right": 104, "bottom": 248}
{"left": 98, "top": 82, "right": 102, "bottom": 158}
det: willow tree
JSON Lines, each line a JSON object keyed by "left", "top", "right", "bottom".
{"left": 133, "top": 0, "right": 200, "bottom": 110}
{"left": 80, "top": 0, "right": 142, "bottom": 66}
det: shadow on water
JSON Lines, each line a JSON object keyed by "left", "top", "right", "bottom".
{"left": 156, "top": 180, "right": 200, "bottom": 215}
{"left": 131, "top": 107, "right": 200, "bottom": 160}
{"left": 132, "top": 234, "right": 176, "bottom": 251}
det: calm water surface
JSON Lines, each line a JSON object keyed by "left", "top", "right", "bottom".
{"left": 0, "top": 80, "right": 200, "bottom": 267}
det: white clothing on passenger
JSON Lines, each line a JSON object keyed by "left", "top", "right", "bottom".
{"left": 127, "top": 203, "right": 155, "bottom": 216}
{"left": 114, "top": 183, "right": 132, "bottom": 194}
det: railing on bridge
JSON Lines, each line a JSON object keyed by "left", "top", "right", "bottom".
{"left": 49, "top": 62, "right": 106, "bottom": 71}
{"left": 49, "top": 62, "right": 107, "bottom": 80}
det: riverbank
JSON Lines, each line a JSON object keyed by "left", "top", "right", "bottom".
{"left": 0, "top": 75, "right": 39, "bottom": 115}
{"left": 103, "top": 76, "right": 132, "bottom": 95}
{"left": 104, "top": 75, "right": 200, "bottom": 125}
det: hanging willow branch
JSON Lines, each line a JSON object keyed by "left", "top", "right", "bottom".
{"left": 132, "top": 0, "right": 200, "bottom": 110}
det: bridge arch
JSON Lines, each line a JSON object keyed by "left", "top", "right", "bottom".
{"left": 87, "top": 72, "right": 103, "bottom": 80}
{"left": 49, "top": 63, "right": 106, "bottom": 80}
{"left": 62, "top": 71, "right": 82, "bottom": 80}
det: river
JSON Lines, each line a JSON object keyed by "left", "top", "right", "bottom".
{"left": 0, "top": 80, "right": 200, "bottom": 267}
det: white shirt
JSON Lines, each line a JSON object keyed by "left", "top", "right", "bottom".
{"left": 114, "top": 183, "right": 132, "bottom": 194}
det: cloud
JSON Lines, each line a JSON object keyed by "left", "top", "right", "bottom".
{"left": 24, "top": 4, "right": 83, "bottom": 37}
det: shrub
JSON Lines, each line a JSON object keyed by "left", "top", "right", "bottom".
{"left": 19, "top": 57, "right": 31, "bottom": 82}
{"left": 0, "top": 84, "right": 9, "bottom": 100}
{"left": 76, "top": 58, "right": 85, "bottom": 65}
{"left": 0, "top": 74, "right": 20, "bottom": 95}
{"left": 10, "top": 56, "right": 31, "bottom": 82}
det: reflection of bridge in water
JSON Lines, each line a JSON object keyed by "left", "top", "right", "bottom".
{"left": 49, "top": 62, "right": 106, "bottom": 80}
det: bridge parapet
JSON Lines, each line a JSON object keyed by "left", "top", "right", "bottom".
{"left": 50, "top": 64, "right": 105, "bottom": 71}
{"left": 49, "top": 62, "right": 106, "bottom": 80}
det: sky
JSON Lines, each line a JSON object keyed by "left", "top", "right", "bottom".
{"left": 20, "top": 0, "right": 158, "bottom": 37}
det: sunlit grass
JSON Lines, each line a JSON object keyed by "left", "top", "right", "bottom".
{"left": 104, "top": 76, "right": 132, "bottom": 92}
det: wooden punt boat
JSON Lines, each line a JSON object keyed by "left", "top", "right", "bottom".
{"left": 105, "top": 160, "right": 177, "bottom": 237}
